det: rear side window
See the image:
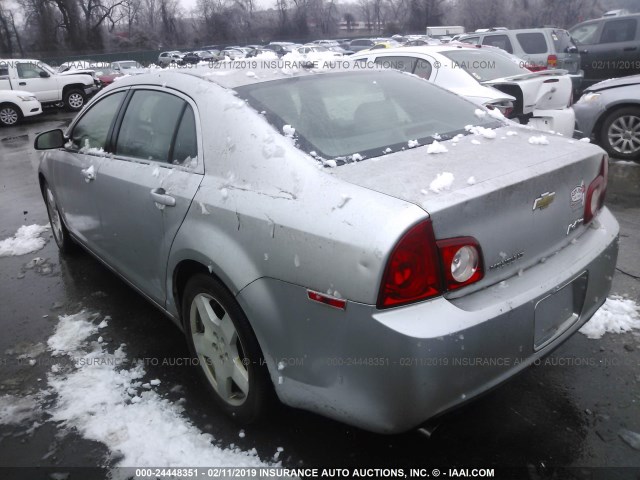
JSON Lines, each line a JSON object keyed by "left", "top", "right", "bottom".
{"left": 482, "top": 35, "right": 514, "bottom": 53}
{"left": 600, "top": 19, "right": 637, "bottom": 43}
{"left": 460, "top": 36, "right": 480, "bottom": 45}
{"left": 71, "top": 91, "right": 126, "bottom": 151}
{"left": 116, "top": 90, "right": 186, "bottom": 162}
{"left": 516, "top": 33, "right": 548, "bottom": 54}
{"left": 374, "top": 56, "right": 416, "bottom": 73}
{"left": 171, "top": 105, "right": 198, "bottom": 165}
{"left": 374, "top": 56, "right": 433, "bottom": 80}
{"left": 413, "top": 58, "right": 433, "bottom": 79}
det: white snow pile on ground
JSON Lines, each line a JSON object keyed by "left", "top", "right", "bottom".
{"left": 0, "top": 224, "right": 49, "bottom": 257}
{"left": 579, "top": 296, "right": 640, "bottom": 339}
{"left": 427, "top": 141, "right": 448, "bottom": 154}
{"left": 429, "top": 172, "right": 454, "bottom": 193}
{"left": 43, "top": 310, "right": 274, "bottom": 468}
{"left": 0, "top": 394, "right": 40, "bottom": 425}
{"left": 528, "top": 135, "right": 550, "bottom": 145}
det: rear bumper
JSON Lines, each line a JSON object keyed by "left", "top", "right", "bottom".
{"left": 237, "top": 209, "right": 619, "bottom": 434}
{"left": 529, "top": 107, "right": 575, "bottom": 137}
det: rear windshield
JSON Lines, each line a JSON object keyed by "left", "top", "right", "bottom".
{"left": 516, "top": 32, "right": 548, "bottom": 54}
{"left": 440, "top": 49, "right": 528, "bottom": 81}
{"left": 236, "top": 71, "right": 502, "bottom": 162}
{"left": 551, "top": 29, "right": 577, "bottom": 53}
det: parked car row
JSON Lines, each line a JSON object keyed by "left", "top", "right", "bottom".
{"left": 352, "top": 44, "right": 576, "bottom": 137}
{"left": 0, "top": 58, "right": 100, "bottom": 125}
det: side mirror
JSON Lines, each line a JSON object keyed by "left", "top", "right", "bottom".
{"left": 566, "top": 46, "right": 578, "bottom": 53}
{"left": 39, "top": 71, "right": 50, "bottom": 78}
{"left": 34, "top": 129, "right": 65, "bottom": 150}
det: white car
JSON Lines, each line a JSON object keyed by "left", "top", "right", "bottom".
{"left": 0, "top": 89, "right": 41, "bottom": 126}
{"left": 352, "top": 44, "right": 576, "bottom": 137}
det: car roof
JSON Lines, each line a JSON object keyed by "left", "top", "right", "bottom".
{"left": 572, "top": 12, "right": 640, "bottom": 25}
{"left": 104, "top": 64, "right": 381, "bottom": 92}
{"left": 352, "top": 43, "right": 487, "bottom": 56}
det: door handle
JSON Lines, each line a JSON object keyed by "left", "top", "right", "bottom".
{"left": 623, "top": 47, "right": 637, "bottom": 51}
{"left": 150, "top": 188, "right": 176, "bottom": 207}
{"left": 19, "top": 82, "right": 26, "bottom": 86}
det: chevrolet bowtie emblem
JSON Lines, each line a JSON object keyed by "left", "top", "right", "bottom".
{"left": 532, "top": 192, "right": 556, "bottom": 211}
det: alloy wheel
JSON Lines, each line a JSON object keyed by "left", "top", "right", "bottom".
{"left": 189, "top": 293, "right": 249, "bottom": 406}
{"left": 608, "top": 114, "right": 640, "bottom": 156}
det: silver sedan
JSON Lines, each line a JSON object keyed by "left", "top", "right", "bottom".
{"left": 35, "top": 66, "right": 619, "bottom": 433}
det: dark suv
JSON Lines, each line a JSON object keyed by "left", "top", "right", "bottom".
{"left": 569, "top": 14, "right": 640, "bottom": 89}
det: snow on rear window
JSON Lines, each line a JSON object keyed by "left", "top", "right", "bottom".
{"left": 236, "top": 71, "right": 502, "bottom": 164}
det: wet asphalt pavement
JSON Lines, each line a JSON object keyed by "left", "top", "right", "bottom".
{"left": 0, "top": 111, "right": 639, "bottom": 480}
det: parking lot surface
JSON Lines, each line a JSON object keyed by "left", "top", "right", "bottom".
{"left": 0, "top": 111, "right": 639, "bottom": 479}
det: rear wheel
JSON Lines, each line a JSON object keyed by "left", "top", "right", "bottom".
{"left": 43, "top": 181, "right": 75, "bottom": 253}
{"left": 182, "top": 274, "right": 272, "bottom": 423}
{"left": 599, "top": 107, "right": 640, "bottom": 162}
{"left": 64, "top": 89, "right": 85, "bottom": 111}
{"left": 0, "top": 103, "right": 21, "bottom": 127}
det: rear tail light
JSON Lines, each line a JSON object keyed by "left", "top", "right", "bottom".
{"left": 437, "top": 238, "right": 484, "bottom": 290}
{"left": 547, "top": 54, "right": 558, "bottom": 69}
{"left": 584, "top": 155, "right": 608, "bottom": 224}
{"left": 377, "top": 220, "right": 484, "bottom": 309}
{"left": 526, "top": 62, "right": 547, "bottom": 72}
{"left": 377, "top": 220, "right": 442, "bottom": 308}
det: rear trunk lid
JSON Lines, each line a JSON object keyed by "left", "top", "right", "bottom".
{"left": 484, "top": 70, "right": 572, "bottom": 112}
{"left": 330, "top": 126, "right": 606, "bottom": 293}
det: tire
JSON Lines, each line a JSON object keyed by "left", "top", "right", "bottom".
{"left": 599, "top": 106, "right": 640, "bottom": 162}
{"left": 0, "top": 103, "right": 21, "bottom": 127}
{"left": 182, "top": 274, "right": 272, "bottom": 423}
{"left": 63, "top": 89, "right": 85, "bottom": 111}
{"left": 42, "top": 181, "right": 76, "bottom": 254}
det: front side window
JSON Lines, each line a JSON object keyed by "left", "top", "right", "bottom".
{"left": 516, "top": 33, "right": 548, "bottom": 54}
{"left": 237, "top": 71, "right": 502, "bottom": 161}
{"left": 16, "top": 62, "right": 47, "bottom": 79}
{"left": 600, "top": 19, "right": 637, "bottom": 43}
{"left": 71, "top": 91, "right": 126, "bottom": 152}
{"left": 570, "top": 23, "right": 599, "bottom": 44}
{"left": 482, "top": 34, "right": 514, "bottom": 53}
{"left": 115, "top": 90, "right": 186, "bottom": 163}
